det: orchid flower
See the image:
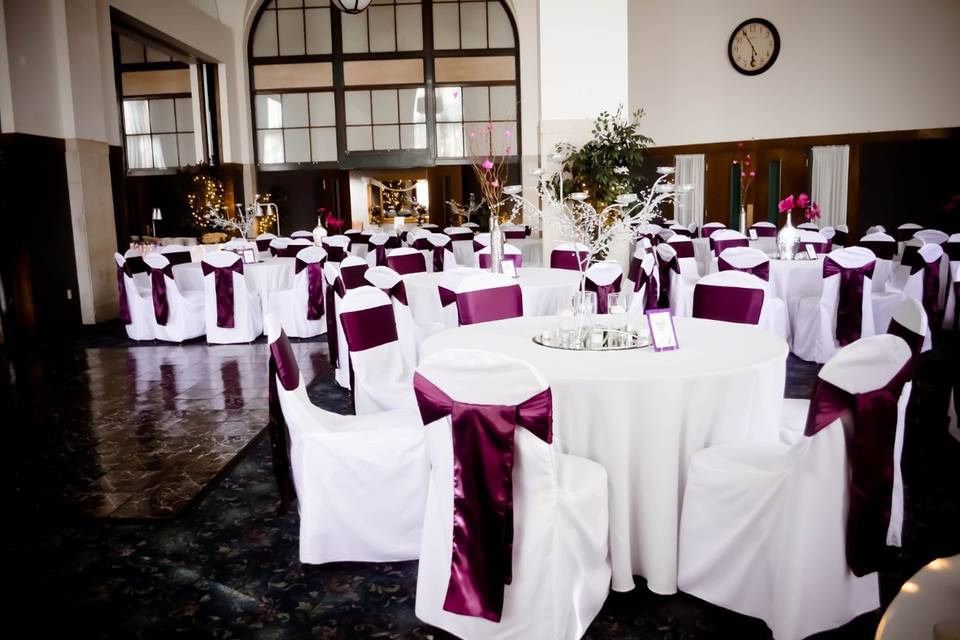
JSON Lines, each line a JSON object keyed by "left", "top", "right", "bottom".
{"left": 796, "top": 193, "right": 810, "bottom": 208}
{"left": 778, "top": 195, "right": 795, "bottom": 213}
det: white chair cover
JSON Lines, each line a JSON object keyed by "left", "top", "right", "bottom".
{"left": 366, "top": 232, "right": 391, "bottom": 267}
{"left": 115, "top": 252, "right": 155, "bottom": 341}
{"left": 427, "top": 233, "right": 458, "bottom": 272}
{"left": 268, "top": 237, "right": 291, "bottom": 257}
{"left": 444, "top": 226, "right": 475, "bottom": 266}
{"left": 364, "top": 266, "right": 418, "bottom": 368}
{"left": 657, "top": 229, "right": 676, "bottom": 243}
{"left": 943, "top": 233, "right": 960, "bottom": 330}
{"left": 265, "top": 315, "right": 427, "bottom": 564}
{"left": 799, "top": 229, "right": 830, "bottom": 254}
{"left": 549, "top": 242, "right": 589, "bottom": 271}
{"left": 679, "top": 334, "right": 913, "bottom": 640}
{"left": 697, "top": 270, "right": 788, "bottom": 340}
{"left": 436, "top": 268, "right": 476, "bottom": 331}
{"left": 914, "top": 229, "right": 948, "bottom": 245}
{"left": 717, "top": 247, "right": 789, "bottom": 341}
{"left": 201, "top": 251, "right": 262, "bottom": 344}
{"left": 895, "top": 222, "right": 923, "bottom": 241}
{"left": 454, "top": 273, "right": 523, "bottom": 325}
{"left": 159, "top": 243, "right": 193, "bottom": 265}
{"left": 656, "top": 243, "right": 694, "bottom": 316}
{"left": 476, "top": 243, "right": 522, "bottom": 270}
{"left": 414, "top": 349, "right": 610, "bottom": 639}
{"left": 860, "top": 231, "right": 898, "bottom": 292}
{"left": 874, "top": 243, "right": 941, "bottom": 352}
{"left": 267, "top": 245, "right": 327, "bottom": 339}
{"left": 143, "top": 253, "right": 205, "bottom": 342}
{"left": 700, "top": 221, "right": 725, "bottom": 238}
{"left": 583, "top": 261, "right": 623, "bottom": 313}
{"left": 750, "top": 221, "right": 778, "bottom": 254}
{"left": 866, "top": 224, "right": 887, "bottom": 235}
{"left": 290, "top": 230, "right": 314, "bottom": 240}
{"left": 666, "top": 235, "right": 701, "bottom": 282}
{"left": 797, "top": 222, "right": 819, "bottom": 231}
{"left": 123, "top": 247, "right": 151, "bottom": 292}
{"left": 385, "top": 246, "right": 427, "bottom": 275}
{"left": 321, "top": 235, "right": 351, "bottom": 263}
{"left": 626, "top": 253, "right": 657, "bottom": 315}
{"left": 790, "top": 247, "right": 876, "bottom": 363}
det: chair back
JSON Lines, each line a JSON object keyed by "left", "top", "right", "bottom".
{"left": 322, "top": 235, "right": 351, "bottom": 263}
{"left": 256, "top": 233, "right": 278, "bottom": 252}
{"left": 693, "top": 270, "right": 766, "bottom": 325}
{"left": 914, "top": 229, "right": 948, "bottom": 245}
{"left": 143, "top": 252, "right": 182, "bottom": 326}
{"left": 454, "top": 273, "right": 523, "bottom": 325}
{"left": 427, "top": 233, "right": 455, "bottom": 272}
{"left": 718, "top": 246, "right": 771, "bottom": 281}
{"left": 160, "top": 243, "right": 192, "bottom": 265}
{"left": 701, "top": 222, "right": 726, "bottom": 238}
{"left": 859, "top": 232, "right": 898, "bottom": 259}
{"left": 627, "top": 253, "right": 658, "bottom": 315}
{"left": 477, "top": 243, "right": 522, "bottom": 269}
{"left": 339, "top": 255, "right": 370, "bottom": 290}
{"left": 367, "top": 232, "right": 392, "bottom": 266}
{"left": 386, "top": 247, "right": 427, "bottom": 274}
{"left": 887, "top": 297, "right": 927, "bottom": 358}
{"left": 286, "top": 238, "right": 313, "bottom": 258}
{"left": 437, "top": 268, "right": 476, "bottom": 330}
{"left": 292, "top": 246, "right": 327, "bottom": 322}
{"left": 584, "top": 262, "right": 623, "bottom": 313}
{"left": 364, "top": 266, "right": 417, "bottom": 368}
{"left": 269, "top": 237, "right": 291, "bottom": 257}
{"left": 291, "top": 230, "right": 314, "bottom": 240}
{"left": 444, "top": 226, "right": 473, "bottom": 241}
{"left": 549, "top": 242, "right": 589, "bottom": 271}
{"left": 340, "top": 286, "right": 408, "bottom": 404}
{"left": 833, "top": 224, "right": 850, "bottom": 247}
{"left": 665, "top": 235, "right": 698, "bottom": 277}
{"left": 750, "top": 221, "right": 777, "bottom": 238}
{"left": 820, "top": 247, "right": 877, "bottom": 345}
{"left": 799, "top": 230, "right": 831, "bottom": 254}
{"left": 669, "top": 224, "right": 692, "bottom": 237}
{"left": 865, "top": 224, "right": 886, "bottom": 235}
{"left": 503, "top": 225, "right": 526, "bottom": 240}
{"left": 895, "top": 223, "right": 923, "bottom": 242}
{"left": 711, "top": 229, "right": 749, "bottom": 257}
{"left": 201, "top": 251, "right": 251, "bottom": 330}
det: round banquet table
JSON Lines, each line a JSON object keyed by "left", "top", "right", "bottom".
{"left": 173, "top": 257, "right": 295, "bottom": 305}
{"left": 766, "top": 256, "right": 824, "bottom": 301}
{"left": 508, "top": 238, "right": 544, "bottom": 267}
{"left": 401, "top": 267, "right": 580, "bottom": 337}
{"left": 422, "top": 315, "right": 788, "bottom": 595}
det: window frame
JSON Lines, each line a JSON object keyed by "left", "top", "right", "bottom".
{"left": 120, "top": 92, "right": 198, "bottom": 175}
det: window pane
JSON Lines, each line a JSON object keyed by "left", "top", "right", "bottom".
{"left": 371, "top": 89, "right": 399, "bottom": 124}
{"left": 149, "top": 99, "right": 176, "bottom": 133}
{"left": 462, "top": 86, "right": 489, "bottom": 122}
{"left": 258, "top": 130, "right": 285, "bottom": 163}
{"left": 276, "top": 0, "right": 302, "bottom": 7}
{"left": 118, "top": 35, "right": 144, "bottom": 64}
{"left": 126, "top": 135, "right": 153, "bottom": 169}
{"left": 460, "top": 2, "right": 487, "bottom": 49}
{"left": 396, "top": 5, "right": 423, "bottom": 51}
{"left": 463, "top": 122, "right": 489, "bottom": 155}
{"left": 492, "top": 121, "right": 516, "bottom": 155}
{"left": 398, "top": 88, "right": 426, "bottom": 123}
{"left": 304, "top": 8, "right": 332, "bottom": 54}
{"left": 145, "top": 46, "right": 170, "bottom": 63}
{"left": 175, "top": 97, "right": 194, "bottom": 132}
{"left": 341, "top": 12, "right": 368, "bottom": 54}
{"left": 490, "top": 85, "right": 516, "bottom": 120}
{"left": 432, "top": 3, "right": 459, "bottom": 49}
{"left": 373, "top": 124, "right": 400, "bottom": 150}
{"left": 123, "top": 100, "right": 150, "bottom": 134}
{"left": 152, "top": 133, "right": 179, "bottom": 169}
{"left": 310, "top": 127, "right": 337, "bottom": 161}
{"left": 434, "top": 86, "right": 462, "bottom": 122}
{"left": 400, "top": 123, "right": 427, "bottom": 149}
{"left": 282, "top": 93, "right": 309, "bottom": 128}
{"left": 305, "top": 0, "right": 330, "bottom": 5}
{"left": 344, "top": 90, "right": 372, "bottom": 125}
{"left": 368, "top": 5, "right": 396, "bottom": 53}
{"left": 277, "top": 9, "right": 306, "bottom": 56}
{"left": 178, "top": 133, "right": 197, "bottom": 165}
{"left": 346, "top": 126, "right": 373, "bottom": 151}
{"left": 309, "top": 92, "right": 336, "bottom": 126}
{"left": 283, "top": 128, "right": 311, "bottom": 162}
{"left": 436, "top": 122, "right": 463, "bottom": 157}
{"left": 252, "top": 9, "right": 279, "bottom": 57}
{"left": 487, "top": 1, "right": 515, "bottom": 48}
{"left": 256, "top": 94, "right": 284, "bottom": 128}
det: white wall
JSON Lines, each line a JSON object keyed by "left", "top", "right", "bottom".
{"left": 628, "top": 0, "right": 960, "bottom": 147}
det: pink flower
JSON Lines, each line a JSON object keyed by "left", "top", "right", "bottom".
{"left": 452, "top": 90, "right": 459, "bottom": 98}
{"left": 809, "top": 202, "right": 821, "bottom": 219}
{"left": 778, "top": 195, "right": 795, "bottom": 213}
{"left": 505, "top": 145, "right": 512, "bottom": 154}
{"left": 481, "top": 159, "right": 494, "bottom": 170}
{"left": 737, "top": 142, "right": 744, "bottom": 148}
{"left": 490, "top": 180, "right": 499, "bottom": 187}
{"left": 504, "top": 130, "right": 512, "bottom": 137}
{"left": 732, "top": 160, "right": 739, "bottom": 165}
{"left": 796, "top": 193, "right": 810, "bottom": 208}
{"left": 486, "top": 122, "right": 494, "bottom": 131}
{"left": 749, "top": 171, "right": 756, "bottom": 177}
{"left": 468, "top": 131, "right": 476, "bottom": 138}
{"left": 746, "top": 154, "right": 751, "bottom": 159}
{"left": 741, "top": 172, "right": 746, "bottom": 177}
{"left": 744, "top": 159, "right": 750, "bottom": 166}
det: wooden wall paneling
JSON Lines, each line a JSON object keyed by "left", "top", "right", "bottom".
{"left": 255, "top": 168, "right": 352, "bottom": 234}
{"left": 427, "top": 165, "right": 463, "bottom": 227}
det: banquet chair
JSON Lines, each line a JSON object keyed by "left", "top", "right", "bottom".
{"left": 915, "top": 229, "right": 949, "bottom": 246}
{"left": 865, "top": 224, "right": 886, "bottom": 236}
{"left": 859, "top": 231, "right": 898, "bottom": 292}
{"left": 821, "top": 226, "right": 837, "bottom": 246}
{"left": 115, "top": 252, "right": 155, "bottom": 341}
{"left": 256, "top": 232, "right": 277, "bottom": 253}
{"left": 437, "top": 268, "right": 477, "bottom": 331}
{"left": 693, "top": 271, "right": 766, "bottom": 326}
{"left": 338, "top": 255, "right": 370, "bottom": 289}
{"left": 364, "top": 266, "right": 419, "bottom": 368}
{"left": 463, "top": 222, "right": 480, "bottom": 233}
{"left": 264, "top": 314, "right": 427, "bottom": 563}
{"left": 413, "top": 349, "right": 610, "bottom": 639}
{"left": 655, "top": 243, "right": 695, "bottom": 316}
{"left": 477, "top": 243, "right": 522, "bottom": 270}
{"left": 344, "top": 229, "right": 366, "bottom": 257}
{"left": 717, "top": 248, "right": 789, "bottom": 340}
{"left": 687, "top": 222, "right": 698, "bottom": 237}
{"left": 657, "top": 229, "right": 676, "bottom": 244}
{"left": 550, "top": 242, "right": 589, "bottom": 271}
{"left": 790, "top": 247, "right": 876, "bottom": 363}
{"left": 669, "top": 223, "right": 692, "bottom": 237}
{"left": 454, "top": 273, "right": 522, "bottom": 326}
{"left": 636, "top": 223, "right": 662, "bottom": 246}
{"left": 679, "top": 334, "right": 913, "bottom": 640}
{"left": 267, "top": 246, "right": 327, "bottom": 339}
{"left": 160, "top": 243, "right": 192, "bottom": 266}
{"left": 666, "top": 235, "right": 701, "bottom": 282}
{"left": 123, "top": 247, "right": 150, "bottom": 292}
{"left": 710, "top": 229, "right": 750, "bottom": 261}
{"left": 798, "top": 230, "right": 831, "bottom": 254}
{"left": 833, "top": 224, "right": 850, "bottom": 247}
{"left": 366, "top": 232, "right": 391, "bottom": 267}
{"left": 291, "top": 230, "right": 314, "bottom": 241}
{"left": 339, "top": 286, "right": 417, "bottom": 414}
{"left": 942, "top": 234, "right": 960, "bottom": 330}
{"left": 626, "top": 241, "right": 651, "bottom": 293}
{"left": 444, "top": 226, "right": 474, "bottom": 265}
{"left": 143, "top": 253, "right": 205, "bottom": 342}
{"left": 286, "top": 238, "right": 313, "bottom": 258}
{"left": 427, "top": 233, "right": 457, "bottom": 272}
{"left": 895, "top": 222, "right": 923, "bottom": 242}
{"left": 386, "top": 247, "right": 427, "bottom": 275}
{"left": 502, "top": 224, "right": 526, "bottom": 240}
{"left": 409, "top": 228, "right": 432, "bottom": 250}
{"left": 874, "top": 244, "right": 944, "bottom": 348}
{"left": 749, "top": 221, "right": 778, "bottom": 254}
{"left": 584, "top": 261, "right": 623, "bottom": 313}
{"left": 269, "top": 237, "right": 291, "bottom": 257}
{"left": 701, "top": 221, "right": 726, "bottom": 239}
{"left": 626, "top": 253, "right": 658, "bottom": 315}
{"left": 201, "top": 251, "right": 263, "bottom": 344}
{"left": 327, "top": 257, "right": 371, "bottom": 389}
{"left": 797, "top": 222, "right": 819, "bottom": 231}
{"left": 321, "top": 235, "right": 350, "bottom": 263}
{"left": 421, "top": 223, "right": 439, "bottom": 231}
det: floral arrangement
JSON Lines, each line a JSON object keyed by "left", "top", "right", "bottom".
{"left": 732, "top": 142, "right": 756, "bottom": 200}
{"left": 368, "top": 204, "right": 383, "bottom": 225}
{"left": 319, "top": 207, "right": 343, "bottom": 232}
{"left": 778, "top": 193, "right": 820, "bottom": 222}
{"left": 467, "top": 120, "right": 512, "bottom": 223}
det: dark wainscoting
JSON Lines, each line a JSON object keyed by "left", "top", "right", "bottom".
{"left": 109, "top": 145, "right": 127, "bottom": 250}
{"left": 255, "top": 168, "right": 351, "bottom": 235}
{"left": 0, "top": 132, "right": 82, "bottom": 337}
{"left": 645, "top": 128, "right": 960, "bottom": 239}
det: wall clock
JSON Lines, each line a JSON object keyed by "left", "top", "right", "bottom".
{"left": 728, "top": 18, "right": 780, "bottom": 75}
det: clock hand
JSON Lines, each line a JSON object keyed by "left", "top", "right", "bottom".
{"left": 742, "top": 29, "right": 759, "bottom": 56}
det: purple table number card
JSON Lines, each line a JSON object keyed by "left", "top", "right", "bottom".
{"left": 646, "top": 309, "right": 679, "bottom": 352}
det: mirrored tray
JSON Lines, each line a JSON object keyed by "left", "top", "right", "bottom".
{"left": 533, "top": 327, "right": 652, "bottom": 351}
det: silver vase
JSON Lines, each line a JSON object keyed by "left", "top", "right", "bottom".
{"left": 489, "top": 215, "right": 504, "bottom": 273}
{"left": 777, "top": 211, "right": 799, "bottom": 260}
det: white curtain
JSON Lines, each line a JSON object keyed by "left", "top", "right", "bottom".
{"left": 811, "top": 145, "right": 850, "bottom": 228}
{"left": 674, "top": 154, "right": 705, "bottom": 228}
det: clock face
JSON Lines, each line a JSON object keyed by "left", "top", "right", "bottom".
{"left": 728, "top": 18, "right": 780, "bottom": 75}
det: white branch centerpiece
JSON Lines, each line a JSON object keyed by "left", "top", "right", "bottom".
{"left": 202, "top": 200, "right": 278, "bottom": 239}
{"left": 446, "top": 193, "right": 484, "bottom": 226}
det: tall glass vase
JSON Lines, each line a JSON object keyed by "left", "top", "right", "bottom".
{"left": 777, "top": 210, "right": 799, "bottom": 260}
{"left": 489, "top": 215, "right": 505, "bottom": 273}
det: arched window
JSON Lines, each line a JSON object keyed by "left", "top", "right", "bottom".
{"left": 248, "top": 0, "right": 519, "bottom": 168}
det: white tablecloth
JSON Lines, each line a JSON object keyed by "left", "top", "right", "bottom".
{"left": 402, "top": 267, "right": 580, "bottom": 337}
{"left": 173, "top": 257, "right": 295, "bottom": 304}
{"left": 767, "top": 256, "right": 824, "bottom": 301}
{"left": 509, "top": 238, "right": 544, "bottom": 267}
{"left": 423, "top": 315, "right": 788, "bottom": 594}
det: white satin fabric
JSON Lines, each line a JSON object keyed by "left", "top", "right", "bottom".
{"left": 265, "top": 315, "right": 427, "bottom": 565}
{"left": 414, "top": 349, "right": 610, "bottom": 640}
{"left": 200, "top": 251, "right": 263, "bottom": 344}
{"left": 509, "top": 238, "right": 544, "bottom": 267}
{"left": 267, "top": 247, "right": 327, "bottom": 339}
{"left": 678, "top": 335, "right": 912, "bottom": 640}
{"left": 143, "top": 253, "right": 205, "bottom": 342}
{"left": 422, "top": 315, "right": 787, "bottom": 594}
{"left": 116, "top": 253, "right": 156, "bottom": 341}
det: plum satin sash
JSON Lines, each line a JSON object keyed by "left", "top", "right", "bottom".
{"left": 896, "top": 228, "right": 919, "bottom": 242}
{"left": 478, "top": 253, "right": 522, "bottom": 270}
{"left": 267, "top": 332, "right": 299, "bottom": 513}
{"left": 823, "top": 257, "right": 875, "bottom": 345}
{"left": 945, "top": 242, "right": 960, "bottom": 261}
{"left": 585, "top": 275, "right": 622, "bottom": 314}
{"left": 340, "top": 304, "right": 398, "bottom": 353}
{"left": 368, "top": 241, "right": 388, "bottom": 267}
{"left": 859, "top": 241, "right": 897, "bottom": 260}
{"left": 201, "top": 260, "right": 244, "bottom": 328}
{"left": 413, "top": 373, "right": 552, "bottom": 622}
{"left": 295, "top": 258, "right": 326, "bottom": 321}
{"left": 504, "top": 230, "right": 525, "bottom": 240}
{"left": 887, "top": 318, "right": 924, "bottom": 358}
{"left": 456, "top": 286, "right": 522, "bottom": 325}
{"left": 900, "top": 244, "right": 921, "bottom": 267}
{"left": 117, "top": 263, "right": 132, "bottom": 324}
{"left": 693, "top": 284, "right": 764, "bottom": 325}
{"left": 413, "top": 237, "right": 432, "bottom": 251}
{"left": 833, "top": 230, "right": 849, "bottom": 247}
{"left": 256, "top": 238, "right": 273, "bottom": 252}
{"left": 340, "top": 264, "right": 370, "bottom": 290}
{"left": 670, "top": 241, "right": 695, "bottom": 259}
{"left": 712, "top": 237, "right": 749, "bottom": 257}
{"left": 550, "top": 250, "right": 588, "bottom": 271}
{"left": 377, "top": 280, "right": 408, "bottom": 305}
{"left": 799, "top": 240, "right": 829, "bottom": 254}
{"left": 324, "top": 278, "right": 340, "bottom": 367}
{"left": 447, "top": 231, "right": 473, "bottom": 241}
{"left": 324, "top": 245, "right": 347, "bottom": 263}
{"left": 432, "top": 244, "right": 454, "bottom": 272}
{"left": 803, "top": 360, "right": 913, "bottom": 576}
{"left": 750, "top": 226, "right": 777, "bottom": 238}
{"left": 125, "top": 255, "right": 146, "bottom": 274}
{"left": 149, "top": 264, "right": 175, "bottom": 325}
{"left": 164, "top": 251, "right": 191, "bottom": 266}
{"left": 387, "top": 252, "right": 426, "bottom": 275}
{"left": 907, "top": 257, "right": 942, "bottom": 322}
{"left": 627, "top": 256, "right": 643, "bottom": 283}
{"left": 633, "top": 266, "right": 659, "bottom": 311}
{"left": 438, "top": 286, "right": 456, "bottom": 308}
{"left": 655, "top": 254, "right": 680, "bottom": 309}
{"left": 718, "top": 256, "right": 770, "bottom": 281}
{"left": 701, "top": 226, "right": 724, "bottom": 239}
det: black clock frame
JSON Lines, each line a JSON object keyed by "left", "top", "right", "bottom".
{"left": 728, "top": 18, "right": 780, "bottom": 76}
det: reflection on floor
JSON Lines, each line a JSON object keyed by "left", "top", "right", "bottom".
{"left": 6, "top": 323, "right": 959, "bottom": 638}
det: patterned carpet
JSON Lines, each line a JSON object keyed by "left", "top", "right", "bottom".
{"left": 6, "top": 324, "right": 959, "bottom": 639}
